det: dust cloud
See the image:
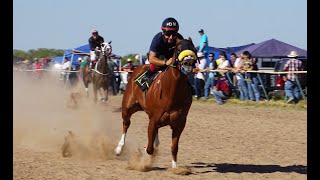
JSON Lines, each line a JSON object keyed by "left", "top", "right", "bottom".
{"left": 13, "top": 72, "right": 124, "bottom": 160}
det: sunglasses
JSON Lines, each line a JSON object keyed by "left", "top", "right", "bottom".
{"left": 208, "top": 56, "right": 214, "bottom": 57}
{"left": 163, "top": 30, "right": 177, "bottom": 37}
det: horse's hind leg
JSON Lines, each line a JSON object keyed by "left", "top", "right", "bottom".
{"left": 115, "top": 94, "right": 142, "bottom": 155}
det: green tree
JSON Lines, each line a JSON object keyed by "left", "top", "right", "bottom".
{"left": 13, "top": 48, "right": 65, "bottom": 61}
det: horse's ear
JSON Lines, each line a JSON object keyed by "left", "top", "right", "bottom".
{"left": 187, "top": 37, "right": 193, "bottom": 43}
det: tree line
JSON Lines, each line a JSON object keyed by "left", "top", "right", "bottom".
{"left": 13, "top": 48, "right": 65, "bottom": 61}
{"left": 13, "top": 48, "right": 147, "bottom": 66}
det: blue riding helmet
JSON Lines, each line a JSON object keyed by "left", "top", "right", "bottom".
{"left": 161, "top": 17, "right": 179, "bottom": 32}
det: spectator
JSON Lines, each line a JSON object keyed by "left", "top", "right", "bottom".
{"left": 212, "top": 74, "right": 231, "bottom": 105}
{"left": 123, "top": 58, "right": 134, "bottom": 71}
{"left": 32, "top": 58, "right": 38, "bottom": 70}
{"left": 204, "top": 52, "right": 217, "bottom": 100}
{"left": 123, "top": 58, "right": 135, "bottom": 79}
{"left": 21, "top": 59, "right": 31, "bottom": 70}
{"left": 34, "top": 58, "right": 43, "bottom": 80}
{"left": 230, "top": 53, "right": 241, "bottom": 87}
{"left": 145, "top": 52, "right": 150, "bottom": 64}
{"left": 77, "top": 57, "right": 83, "bottom": 78}
{"left": 112, "top": 57, "right": 121, "bottom": 95}
{"left": 79, "top": 56, "right": 88, "bottom": 78}
{"left": 217, "top": 51, "right": 230, "bottom": 72}
{"left": 60, "top": 57, "right": 71, "bottom": 83}
{"left": 107, "top": 58, "right": 118, "bottom": 96}
{"left": 135, "top": 54, "right": 146, "bottom": 65}
{"left": 193, "top": 52, "right": 207, "bottom": 100}
{"left": 229, "top": 53, "right": 237, "bottom": 68}
{"left": 248, "top": 58, "right": 261, "bottom": 102}
{"left": 215, "top": 51, "right": 230, "bottom": 69}
{"left": 238, "top": 51, "right": 255, "bottom": 101}
{"left": 88, "top": 29, "right": 104, "bottom": 70}
{"left": 283, "top": 50, "right": 303, "bottom": 104}
{"left": 198, "top": 29, "right": 209, "bottom": 61}
{"left": 234, "top": 54, "right": 249, "bottom": 101}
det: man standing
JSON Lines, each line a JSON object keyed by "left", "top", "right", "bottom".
{"left": 61, "top": 57, "right": 71, "bottom": 83}
{"left": 283, "top": 51, "right": 303, "bottom": 104}
{"left": 194, "top": 52, "right": 207, "bottom": 100}
{"left": 198, "top": 29, "right": 209, "bottom": 62}
{"left": 204, "top": 52, "right": 217, "bottom": 99}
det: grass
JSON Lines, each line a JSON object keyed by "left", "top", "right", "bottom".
{"left": 115, "top": 91, "right": 307, "bottom": 111}
{"left": 193, "top": 96, "right": 307, "bottom": 111}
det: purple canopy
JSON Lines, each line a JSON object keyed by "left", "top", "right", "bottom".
{"left": 235, "top": 39, "right": 307, "bottom": 57}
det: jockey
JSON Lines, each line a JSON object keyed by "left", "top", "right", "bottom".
{"left": 142, "top": 17, "right": 184, "bottom": 84}
{"left": 88, "top": 29, "right": 104, "bottom": 70}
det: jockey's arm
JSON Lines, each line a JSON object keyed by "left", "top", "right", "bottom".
{"left": 148, "top": 51, "right": 172, "bottom": 66}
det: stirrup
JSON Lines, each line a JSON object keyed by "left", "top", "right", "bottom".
{"left": 134, "top": 71, "right": 150, "bottom": 91}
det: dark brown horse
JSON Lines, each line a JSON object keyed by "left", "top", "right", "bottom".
{"left": 82, "top": 41, "right": 112, "bottom": 103}
{"left": 115, "top": 38, "right": 198, "bottom": 168}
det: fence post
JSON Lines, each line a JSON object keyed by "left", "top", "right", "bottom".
{"left": 257, "top": 73, "right": 269, "bottom": 101}
{"left": 295, "top": 73, "right": 306, "bottom": 100}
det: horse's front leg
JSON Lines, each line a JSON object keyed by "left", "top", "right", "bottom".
{"left": 103, "top": 85, "right": 108, "bottom": 102}
{"left": 93, "top": 84, "right": 98, "bottom": 103}
{"left": 115, "top": 94, "right": 142, "bottom": 155}
{"left": 171, "top": 119, "right": 186, "bottom": 168}
{"left": 146, "top": 119, "right": 158, "bottom": 155}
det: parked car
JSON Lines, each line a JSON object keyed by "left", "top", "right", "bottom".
{"left": 262, "top": 57, "right": 307, "bottom": 99}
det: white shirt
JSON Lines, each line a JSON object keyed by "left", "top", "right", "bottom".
{"left": 218, "top": 60, "right": 230, "bottom": 69}
{"left": 234, "top": 57, "right": 241, "bottom": 68}
{"left": 62, "top": 61, "right": 70, "bottom": 70}
{"left": 195, "top": 58, "right": 206, "bottom": 80}
{"left": 61, "top": 61, "right": 71, "bottom": 74}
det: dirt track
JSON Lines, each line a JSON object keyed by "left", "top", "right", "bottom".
{"left": 13, "top": 72, "right": 307, "bottom": 180}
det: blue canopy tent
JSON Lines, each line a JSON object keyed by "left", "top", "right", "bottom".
{"left": 56, "top": 44, "right": 121, "bottom": 65}
{"left": 51, "top": 56, "right": 64, "bottom": 64}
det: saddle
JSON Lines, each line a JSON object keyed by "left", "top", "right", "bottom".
{"left": 134, "top": 71, "right": 159, "bottom": 91}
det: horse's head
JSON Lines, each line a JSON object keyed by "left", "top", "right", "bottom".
{"left": 101, "top": 41, "right": 112, "bottom": 55}
{"left": 174, "top": 39, "right": 198, "bottom": 75}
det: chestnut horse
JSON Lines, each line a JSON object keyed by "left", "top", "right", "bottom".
{"left": 115, "top": 38, "right": 198, "bottom": 168}
{"left": 82, "top": 41, "right": 112, "bottom": 103}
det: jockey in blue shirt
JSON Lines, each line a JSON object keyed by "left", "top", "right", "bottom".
{"left": 142, "top": 17, "right": 184, "bottom": 84}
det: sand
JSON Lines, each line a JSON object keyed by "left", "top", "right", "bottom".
{"left": 13, "top": 72, "right": 307, "bottom": 180}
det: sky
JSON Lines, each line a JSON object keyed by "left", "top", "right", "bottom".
{"left": 13, "top": 0, "right": 307, "bottom": 57}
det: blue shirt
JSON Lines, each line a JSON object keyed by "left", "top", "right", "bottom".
{"left": 199, "top": 34, "right": 208, "bottom": 53}
{"left": 149, "top": 32, "right": 184, "bottom": 60}
{"left": 208, "top": 60, "right": 217, "bottom": 78}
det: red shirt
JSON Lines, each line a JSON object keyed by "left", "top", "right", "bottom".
{"left": 215, "top": 77, "right": 230, "bottom": 96}
{"left": 35, "top": 63, "right": 42, "bottom": 69}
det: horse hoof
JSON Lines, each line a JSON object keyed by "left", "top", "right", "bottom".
{"left": 115, "top": 147, "right": 122, "bottom": 156}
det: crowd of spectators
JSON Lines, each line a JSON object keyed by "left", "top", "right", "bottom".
{"left": 14, "top": 28, "right": 304, "bottom": 104}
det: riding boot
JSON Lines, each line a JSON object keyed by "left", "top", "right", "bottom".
{"left": 142, "top": 68, "right": 155, "bottom": 85}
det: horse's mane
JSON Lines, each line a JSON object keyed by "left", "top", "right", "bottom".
{"left": 174, "top": 38, "right": 198, "bottom": 62}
